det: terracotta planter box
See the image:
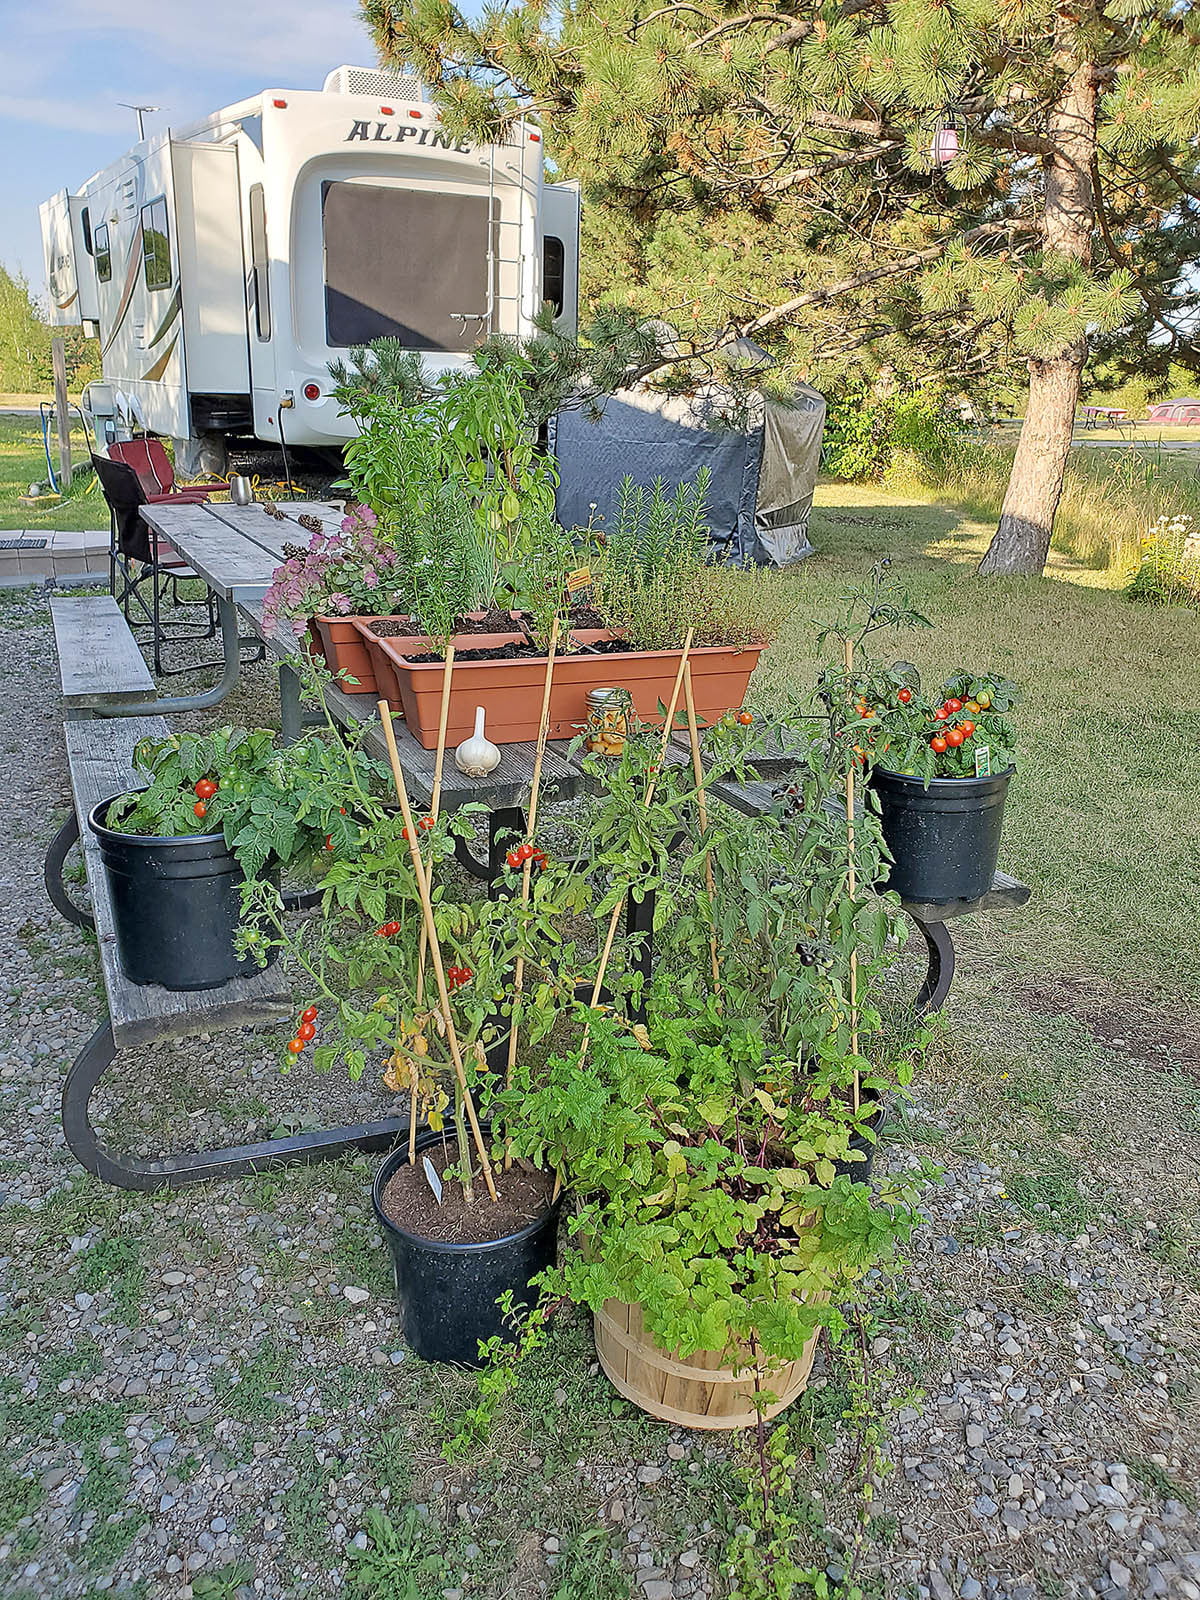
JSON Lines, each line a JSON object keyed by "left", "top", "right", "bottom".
{"left": 309, "top": 615, "right": 412, "bottom": 694}
{"left": 354, "top": 621, "right": 524, "bottom": 718}
{"left": 354, "top": 622, "right": 764, "bottom": 749}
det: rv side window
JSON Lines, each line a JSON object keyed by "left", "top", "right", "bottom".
{"left": 81, "top": 207, "right": 93, "bottom": 256}
{"left": 94, "top": 224, "right": 112, "bottom": 283}
{"left": 543, "top": 236, "right": 565, "bottom": 317}
{"left": 141, "top": 198, "right": 172, "bottom": 291}
{"left": 249, "top": 184, "right": 271, "bottom": 341}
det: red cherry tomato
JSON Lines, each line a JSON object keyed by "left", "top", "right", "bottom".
{"left": 945, "top": 698, "right": 963, "bottom": 714}
{"left": 301, "top": 1006, "right": 318, "bottom": 1023}
{"left": 517, "top": 842, "right": 537, "bottom": 863}
{"left": 737, "top": 710, "right": 754, "bottom": 725}
{"left": 930, "top": 736, "right": 948, "bottom": 753}
{"left": 286, "top": 1038, "right": 305, "bottom": 1054}
{"left": 945, "top": 727, "right": 965, "bottom": 747}
{"left": 506, "top": 849, "right": 522, "bottom": 870}
{"left": 298, "top": 1021, "right": 316, "bottom": 1041}
{"left": 195, "top": 778, "right": 218, "bottom": 800}
{"left": 419, "top": 815, "right": 434, "bottom": 831}
{"left": 325, "top": 835, "right": 333, "bottom": 851}
{"left": 898, "top": 688, "right": 913, "bottom": 704}
{"left": 933, "top": 707, "right": 948, "bottom": 721}
{"left": 960, "top": 719, "right": 975, "bottom": 737}
{"left": 193, "top": 801, "right": 208, "bottom": 818}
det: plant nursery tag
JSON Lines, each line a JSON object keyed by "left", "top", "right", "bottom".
{"left": 974, "top": 745, "right": 992, "bottom": 777}
{"left": 565, "top": 566, "right": 592, "bottom": 593}
{"left": 422, "top": 1156, "right": 444, "bottom": 1205}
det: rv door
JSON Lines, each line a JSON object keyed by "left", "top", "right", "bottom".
{"left": 541, "top": 182, "right": 580, "bottom": 335}
{"left": 39, "top": 190, "right": 98, "bottom": 325}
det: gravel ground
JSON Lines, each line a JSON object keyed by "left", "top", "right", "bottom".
{"left": 1, "top": 584, "right": 1198, "bottom": 1600}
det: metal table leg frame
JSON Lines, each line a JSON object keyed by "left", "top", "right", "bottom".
{"left": 96, "top": 594, "right": 244, "bottom": 718}
{"left": 911, "top": 917, "right": 956, "bottom": 1016}
{"left": 63, "top": 1021, "right": 411, "bottom": 1192}
{"left": 279, "top": 664, "right": 328, "bottom": 746}
{"left": 45, "top": 814, "right": 95, "bottom": 931}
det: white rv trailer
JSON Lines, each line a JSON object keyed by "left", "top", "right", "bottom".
{"left": 40, "top": 65, "right": 580, "bottom": 467}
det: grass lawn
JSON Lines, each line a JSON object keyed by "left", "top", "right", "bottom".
{"left": 775, "top": 479, "right": 1200, "bottom": 1009}
{"left": 0, "top": 413, "right": 106, "bottom": 532}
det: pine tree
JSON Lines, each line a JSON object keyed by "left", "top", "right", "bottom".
{"left": 363, "top": 0, "right": 1200, "bottom": 575}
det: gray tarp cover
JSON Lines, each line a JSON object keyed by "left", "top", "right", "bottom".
{"left": 551, "top": 380, "right": 825, "bottom": 567}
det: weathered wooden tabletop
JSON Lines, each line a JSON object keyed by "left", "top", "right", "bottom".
{"left": 139, "top": 501, "right": 342, "bottom": 602}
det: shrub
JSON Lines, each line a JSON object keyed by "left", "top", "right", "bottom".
{"left": 1128, "top": 513, "right": 1200, "bottom": 608}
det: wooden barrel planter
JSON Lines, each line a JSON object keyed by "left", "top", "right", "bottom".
{"left": 593, "top": 1299, "right": 821, "bottom": 1430}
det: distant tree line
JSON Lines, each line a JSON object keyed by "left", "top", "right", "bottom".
{"left": 0, "top": 266, "right": 99, "bottom": 396}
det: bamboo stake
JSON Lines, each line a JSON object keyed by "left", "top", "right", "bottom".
{"left": 842, "top": 637, "right": 860, "bottom": 1112}
{"left": 415, "top": 646, "right": 456, "bottom": 1012}
{"left": 408, "top": 646, "right": 456, "bottom": 1153}
{"left": 378, "top": 701, "right": 499, "bottom": 1201}
{"left": 585, "top": 630, "right": 695, "bottom": 1016}
{"left": 683, "top": 663, "right": 721, "bottom": 996}
{"left": 504, "top": 619, "right": 560, "bottom": 1167}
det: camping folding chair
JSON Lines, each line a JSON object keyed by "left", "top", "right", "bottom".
{"left": 107, "top": 437, "right": 227, "bottom": 502}
{"left": 91, "top": 452, "right": 222, "bottom": 677}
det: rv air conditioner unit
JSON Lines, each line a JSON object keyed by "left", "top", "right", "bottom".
{"left": 322, "top": 64, "right": 426, "bottom": 100}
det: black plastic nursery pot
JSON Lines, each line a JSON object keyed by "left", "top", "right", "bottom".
{"left": 372, "top": 1130, "right": 560, "bottom": 1367}
{"left": 833, "top": 1091, "right": 882, "bottom": 1183}
{"left": 88, "top": 798, "right": 269, "bottom": 991}
{"left": 871, "top": 767, "right": 1014, "bottom": 906}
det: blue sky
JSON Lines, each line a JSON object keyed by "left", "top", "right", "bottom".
{"left": 0, "top": 0, "right": 374, "bottom": 297}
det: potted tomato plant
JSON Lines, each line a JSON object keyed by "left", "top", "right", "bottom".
{"left": 93, "top": 727, "right": 350, "bottom": 990}
{"left": 863, "top": 671, "right": 1018, "bottom": 905}
{"left": 239, "top": 765, "right": 580, "bottom": 1366}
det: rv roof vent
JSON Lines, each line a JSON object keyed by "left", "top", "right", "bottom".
{"left": 322, "top": 65, "right": 426, "bottom": 100}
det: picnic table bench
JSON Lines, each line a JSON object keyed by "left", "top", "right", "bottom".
{"left": 45, "top": 594, "right": 412, "bottom": 1191}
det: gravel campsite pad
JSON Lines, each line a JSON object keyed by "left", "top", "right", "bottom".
{"left": 2, "top": 585, "right": 1199, "bottom": 1600}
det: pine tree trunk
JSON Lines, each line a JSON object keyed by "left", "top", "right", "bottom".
{"left": 978, "top": 54, "right": 1097, "bottom": 578}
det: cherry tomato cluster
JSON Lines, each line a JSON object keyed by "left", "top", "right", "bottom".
{"left": 375, "top": 920, "right": 401, "bottom": 938}
{"left": 506, "top": 841, "right": 546, "bottom": 871}
{"left": 928, "top": 694, "right": 982, "bottom": 754}
{"left": 446, "top": 964, "right": 472, "bottom": 991}
{"left": 193, "top": 776, "right": 219, "bottom": 818}
{"left": 287, "top": 1004, "right": 319, "bottom": 1054}
{"left": 402, "top": 816, "right": 435, "bottom": 841}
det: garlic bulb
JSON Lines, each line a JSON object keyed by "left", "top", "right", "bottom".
{"left": 454, "top": 707, "right": 502, "bottom": 778}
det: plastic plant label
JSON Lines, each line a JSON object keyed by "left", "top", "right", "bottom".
{"left": 974, "top": 745, "right": 992, "bottom": 777}
{"left": 565, "top": 566, "right": 592, "bottom": 593}
{"left": 422, "top": 1155, "right": 444, "bottom": 1205}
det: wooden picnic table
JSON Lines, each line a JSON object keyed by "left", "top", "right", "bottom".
{"left": 1080, "top": 406, "right": 1130, "bottom": 430}
{"left": 124, "top": 499, "right": 1024, "bottom": 1010}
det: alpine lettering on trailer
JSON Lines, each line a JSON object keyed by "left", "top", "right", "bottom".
{"left": 344, "top": 121, "right": 472, "bottom": 152}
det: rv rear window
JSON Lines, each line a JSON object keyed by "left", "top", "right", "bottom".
{"left": 94, "top": 224, "right": 112, "bottom": 283}
{"left": 322, "top": 181, "right": 495, "bottom": 350}
{"left": 141, "top": 198, "right": 172, "bottom": 291}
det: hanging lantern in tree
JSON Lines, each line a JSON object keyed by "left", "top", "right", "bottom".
{"left": 931, "top": 120, "right": 960, "bottom": 167}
